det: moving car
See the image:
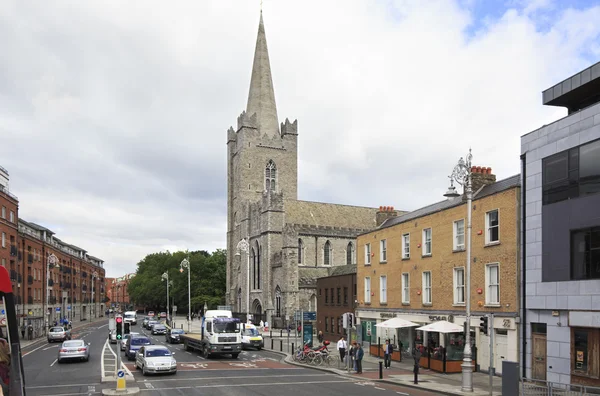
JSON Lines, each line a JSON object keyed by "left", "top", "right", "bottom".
{"left": 135, "top": 345, "right": 177, "bottom": 376}
{"left": 58, "top": 339, "right": 90, "bottom": 363}
{"left": 121, "top": 332, "right": 140, "bottom": 351}
{"left": 146, "top": 320, "right": 159, "bottom": 330}
{"left": 142, "top": 316, "right": 152, "bottom": 328}
{"left": 241, "top": 323, "right": 264, "bottom": 350}
{"left": 159, "top": 312, "right": 167, "bottom": 319}
{"left": 125, "top": 335, "right": 152, "bottom": 360}
{"left": 165, "top": 328, "right": 184, "bottom": 344}
{"left": 147, "top": 311, "right": 155, "bottom": 318}
{"left": 124, "top": 311, "right": 138, "bottom": 325}
{"left": 48, "top": 327, "right": 71, "bottom": 343}
{"left": 108, "top": 329, "right": 118, "bottom": 344}
{"left": 151, "top": 324, "right": 167, "bottom": 335}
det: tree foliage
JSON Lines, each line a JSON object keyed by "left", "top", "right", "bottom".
{"left": 127, "top": 249, "right": 227, "bottom": 313}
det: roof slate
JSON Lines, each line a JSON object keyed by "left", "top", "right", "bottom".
{"left": 285, "top": 200, "right": 382, "bottom": 229}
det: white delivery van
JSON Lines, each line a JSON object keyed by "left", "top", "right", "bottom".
{"left": 241, "top": 323, "right": 263, "bottom": 350}
{"left": 123, "top": 311, "right": 137, "bottom": 325}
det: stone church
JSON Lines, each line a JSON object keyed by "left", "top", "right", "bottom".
{"left": 225, "top": 13, "right": 405, "bottom": 327}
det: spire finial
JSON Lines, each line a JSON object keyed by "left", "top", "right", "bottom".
{"left": 260, "top": 0, "right": 263, "bottom": 12}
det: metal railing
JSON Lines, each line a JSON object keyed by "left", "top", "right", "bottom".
{"left": 522, "top": 379, "right": 600, "bottom": 395}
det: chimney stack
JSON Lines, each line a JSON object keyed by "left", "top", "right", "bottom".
{"left": 471, "top": 166, "right": 496, "bottom": 192}
{"left": 376, "top": 206, "right": 399, "bottom": 227}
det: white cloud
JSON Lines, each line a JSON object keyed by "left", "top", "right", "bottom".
{"left": 1, "top": 0, "right": 598, "bottom": 276}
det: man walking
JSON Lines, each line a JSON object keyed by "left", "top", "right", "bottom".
{"left": 337, "top": 336, "right": 347, "bottom": 363}
{"left": 384, "top": 339, "right": 393, "bottom": 369}
{"left": 355, "top": 343, "right": 364, "bottom": 374}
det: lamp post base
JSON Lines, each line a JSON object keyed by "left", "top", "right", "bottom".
{"left": 461, "top": 359, "right": 474, "bottom": 392}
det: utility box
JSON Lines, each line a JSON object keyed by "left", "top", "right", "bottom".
{"left": 502, "top": 361, "right": 519, "bottom": 396}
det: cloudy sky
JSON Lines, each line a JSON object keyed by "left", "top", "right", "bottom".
{"left": 1, "top": 0, "right": 599, "bottom": 277}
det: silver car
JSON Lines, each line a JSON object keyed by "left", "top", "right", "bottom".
{"left": 108, "top": 329, "right": 118, "bottom": 344}
{"left": 135, "top": 345, "right": 177, "bottom": 376}
{"left": 151, "top": 324, "right": 166, "bottom": 335}
{"left": 121, "top": 332, "right": 140, "bottom": 351}
{"left": 58, "top": 339, "right": 90, "bottom": 363}
{"left": 48, "top": 327, "right": 71, "bottom": 343}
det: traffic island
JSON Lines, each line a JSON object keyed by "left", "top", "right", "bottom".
{"left": 101, "top": 387, "right": 140, "bottom": 395}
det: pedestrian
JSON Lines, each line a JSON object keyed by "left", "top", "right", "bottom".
{"left": 349, "top": 341, "right": 357, "bottom": 371}
{"left": 384, "top": 339, "right": 393, "bottom": 369}
{"left": 259, "top": 320, "right": 264, "bottom": 330}
{"left": 264, "top": 321, "right": 269, "bottom": 332}
{"left": 20, "top": 324, "right": 25, "bottom": 339}
{"left": 337, "top": 335, "right": 347, "bottom": 363}
{"left": 317, "top": 330, "right": 324, "bottom": 344}
{"left": 355, "top": 343, "right": 364, "bottom": 374}
{"left": 27, "top": 324, "right": 33, "bottom": 341}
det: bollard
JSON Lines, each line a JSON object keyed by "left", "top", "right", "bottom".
{"left": 271, "top": 338, "right": 274, "bottom": 349}
{"left": 379, "top": 361, "right": 383, "bottom": 379}
{"left": 414, "top": 363, "right": 419, "bottom": 384}
{"left": 280, "top": 329, "right": 283, "bottom": 337}
{"left": 292, "top": 342, "right": 294, "bottom": 355}
{"left": 270, "top": 330, "right": 272, "bottom": 338}
{"left": 280, "top": 340, "right": 283, "bottom": 352}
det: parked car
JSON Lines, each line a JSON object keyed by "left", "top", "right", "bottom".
{"left": 165, "top": 328, "right": 184, "bottom": 344}
{"left": 152, "top": 324, "right": 167, "bottom": 335}
{"left": 125, "top": 335, "right": 152, "bottom": 360}
{"left": 48, "top": 327, "right": 71, "bottom": 343}
{"left": 135, "top": 345, "right": 177, "bottom": 376}
{"left": 58, "top": 339, "right": 90, "bottom": 363}
{"left": 108, "top": 329, "right": 117, "bottom": 344}
{"left": 121, "top": 332, "right": 140, "bottom": 351}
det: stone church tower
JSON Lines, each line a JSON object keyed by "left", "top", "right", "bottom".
{"left": 226, "top": 13, "right": 405, "bottom": 327}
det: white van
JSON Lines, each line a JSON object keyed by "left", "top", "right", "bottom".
{"left": 241, "top": 323, "right": 263, "bottom": 350}
{"left": 123, "top": 311, "right": 137, "bottom": 325}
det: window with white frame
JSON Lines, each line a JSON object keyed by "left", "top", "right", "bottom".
{"left": 380, "top": 239, "right": 387, "bottom": 262}
{"left": 422, "top": 228, "right": 432, "bottom": 256}
{"left": 1, "top": 207, "right": 4, "bottom": 219}
{"left": 1, "top": 232, "right": 5, "bottom": 248}
{"left": 486, "top": 209, "right": 500, "bottom": 244}
{"left": 453, "top": 267, "right": 465, "bottom": 304}
{"left": 365, "top": 244, "right": 371, "bottom": 265}
{"left": 380, "top": 275, "right": 387, "bottom": 303}
{"left": 453, "top": 219, "right": 465, "bottom": 250}
{"left": 402, "top": 233, "right": 410, "bottom": 259}
{"left": 364, "top": 277, "right": 371, "bottom": 304}
{"left": 9, "top": 211, "right": 14, "bottom": 223}
{"left": 486, "top": 264, "right": 500, "bottom": 305}
{"left": 402, "top": 273, "right": 410, "bottom": 303}
{"left": 422, "top": 271, "right": 432, "bottom": 304}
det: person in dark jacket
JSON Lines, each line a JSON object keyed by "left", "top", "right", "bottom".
{"left": 384, "top": 339, "right": 393, "bottom": 368}
{"left": 355, "top": 343, "right": 364, "bottom": 374}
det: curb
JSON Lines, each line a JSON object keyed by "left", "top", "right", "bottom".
{"left": 20, "top": 320, "right": 103, "bottom": 350}
{"left": 102, "top": 387, "right": 140, "bottom": 395}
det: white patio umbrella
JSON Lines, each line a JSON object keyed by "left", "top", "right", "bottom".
{"left": 375, "top": 317, "right": 419, "bottom": 329}
{"left": 416, "top": 320, "right": 463, "bottom": 333}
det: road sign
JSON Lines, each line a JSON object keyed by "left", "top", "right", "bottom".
{"left": 28, "top": 310, "right": 33, "bottom": 316}
{"left": 172, "top": 305, "right": 177, "bottom": 312}
{"left": 55, "top": 307, "right": 61, "bottom": 312}
{"left": 294, "top": 311, "right": 316, "bottom": 321}
{"left": 116, "top": 369, "right": 126, "bottom": 390}
{"left": 117, "top": 370, "right": 125, "bottom": 378}
{"left": 1, "top": 310, "right": 5, "bottom": 315}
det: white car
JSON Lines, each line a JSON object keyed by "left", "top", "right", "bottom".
{"left": 135, "top": 345, "right": 177, "bottom": 376}
{"left": 121, "top": 333, "right": 140, "bottom": 351}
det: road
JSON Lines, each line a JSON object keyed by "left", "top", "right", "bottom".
{"left": 22, "top": 321, "right": 439, "bottom": 396}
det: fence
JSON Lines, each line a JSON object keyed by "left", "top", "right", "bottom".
{"left": 521, "top": 379, "right": 600, "bottom": 395}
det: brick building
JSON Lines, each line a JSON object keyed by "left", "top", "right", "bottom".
{"left": 106, "top": 274, "right": 134, "bottom": 310}
{"left": 0, "top": 166, "right": 106, "bottom": 329}
{"left": 316, "top": 265, "right": 357, "bottom": 343}
{"left": 356, "top": 169, "right": 521, "bottom": 375}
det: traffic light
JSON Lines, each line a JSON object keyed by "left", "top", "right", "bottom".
{"left": 124, "top": 322, "right": 130, "bottom": 335}
{"left": 479, "top": 316, "right": 488, "bottom": 336}
{"left": 343, "top": 313, "right": 355, "bottom": 328}
{"left": 116, "top": 316, "right": 123, "bottom": 340}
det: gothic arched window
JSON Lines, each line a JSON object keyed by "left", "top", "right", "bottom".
{"left": 346, "top": 242, "right": 354, "bottom": 265}
{"left": 251, "top": 248, "right": 257, "bottom": 290}
{"left": 298, "top": 239, "right": 303, "bottom": 264}
{"left": 237, "top": 287, "right": 242, "bottom": 313}
{"left": 265, "top": 160, "right": 277, "bottom": 191}
{"left": 324, "top": 240, "right": 332, "bottom": 265}
{"left": 275, "top": 286, "right": 282, "bottom": 317}
{"left": 256, "top": 242, "right": 261, "bottom": 290}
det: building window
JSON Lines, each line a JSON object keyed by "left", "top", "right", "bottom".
{"left": 402, "top": 273, "right": 410, "bottom": 303}
{"left": 453, "top": 267, "right": 465, "bottom": 304}
{"left": 485, "top": 264, "right": 500, "bottom": 305}
{"left": 486, "top": 209, "right": 499, "bottom": 244}
{"left": 9, "top": 211, "right": 14, "bottom": 223}
{"left": 346, "top": 242, "right": 354, "bottom": 265}
{"left": 402, "top": 233, "right": 410, "bottom": 259}
{"left": 298, "top": 239, "right": 303, "bottom": 264}
{"left": 1, "top": 232, "right": 5, "bottom": 248}
{"left": 325, "top": 288, "right": 329, "bottom": 304}
{"left": 275, "top": 286, "right": 281, "bottom": 317}
{"left": 571, "top": 226, "right": 600, "bottom": 280}
{"left": 422, "top": 271, "right": 432, "bottom": 304}
{"left": 1, "top": 207, "right": 4, "bottom": 218}
{"left": 337, "top": 288, "right": 341, "bottom": 304}
{"left": 324, "top": 241, "right": 331, "bottom": 265}
{"left": 265, "top": 160, "right": 277, "bottom": 191}
{"left": 343, "top": 287, "right": 348, "bottom": 305}
{"left": 543, "top": 139, "right": 600, "bottom": 205}
{"left": 331, "top": 317, "right": 335, "bottom": 334}
{"left": 325, "top": 317, "right": 329, "bottom": 332}
{"left": 380, "top": 239, "right": 387, "bottom": 262}
{"left": 453, "top": 219, "right": 465, "bottom": 250}
{"left": 422, "top": 228, "right": 432, "bottom": 256}
{"left": 364, "top": 277, "right": 371, "bottom": 304}
{"left": 1, "top": 258, "right": 4, "bottom": 267}
{"left": 380, "top": 276, "right": 387, "bottom": 304}
{"left": 365, "top": 244, "right": 371, "bottom": 265}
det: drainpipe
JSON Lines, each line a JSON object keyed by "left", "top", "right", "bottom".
{"left": 314, "top": 236, "right": 318, "bottom": 267}
{"left": 520, "top": 153, "right": 527, "bottom": 379}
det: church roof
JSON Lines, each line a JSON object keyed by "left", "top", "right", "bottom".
{"left": 327, "top": 264, "right": 357, "bottom": 277}
{"left": 246, "top": 12, "right": 279, "bottom": 138}
{"left": 285, "top": 200, "right": 378, "bottom": 230}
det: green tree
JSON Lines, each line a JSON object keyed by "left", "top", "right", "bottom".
{"left": 127, "top": 249, "right": 227, "bottom": 313}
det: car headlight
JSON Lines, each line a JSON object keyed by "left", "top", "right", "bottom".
{"left": 146, "top": 361, "right": 155, "bottom": 367}
{"left": 171, "top": 359, "right": 177, "bottom": 366}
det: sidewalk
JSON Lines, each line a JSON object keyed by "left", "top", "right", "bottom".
{"left": 19, "top": 316, "right": 106, "bottom": 349}
{"left": 165, "top": 316, "right": 501, "bottom": 396}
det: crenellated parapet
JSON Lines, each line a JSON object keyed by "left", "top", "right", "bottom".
{"left": 227, "top": 126, "right": 236, "bottom": 143}
{"left": 280, "top": 118, "right": 298, "bottom": 137}
{"left": 237, "top": 110, "right": 258, "bottom": 131}
{"left": 294, "top": 223, "right": 371, "bottom": 238}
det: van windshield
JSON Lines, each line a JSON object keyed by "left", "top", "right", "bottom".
{"left": 214, "top": 322, "right": 239, "bottom": 333}
{"left": 244, "top": 328, "right": 260, "bottom": 336}
{"left": 124, "top": 314, "right": 135, "bottom": 319}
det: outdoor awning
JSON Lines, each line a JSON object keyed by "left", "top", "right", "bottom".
{"left": 416, "top": 320, "right": 463, "bottom": 333}
{"left": 375, "top": 317, "right": 419, "bottom": 329}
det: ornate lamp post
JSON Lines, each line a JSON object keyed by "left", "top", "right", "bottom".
{"left": 92, "top": 270, "right": 98, "bottom": 318}
{"left": 235, "top": 238, "right": 250, "bottom": 318}
{"left": 180, "top": 257, "right": 191, "bottom": 332}
{"left": 443, "top": 148, "right": 474, "bottom": 392}
{"left": 46, "top": 254, "right": 59, "bottom": 330}
{"left": 161, "top": 271, "right": 170, "bottom": 323}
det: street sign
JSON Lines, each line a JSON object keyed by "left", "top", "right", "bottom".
{"left": 28, "top": 310, "right": 33, "bottom": 316}
{"left": 294, "top": 311, "right": 316, "bottom": 321}
{"left": 173, "top": 305, "right": 177, "bottom": 312}
{"left": 116, "top": 369, "right": 126, "bottom": 390}
{"left": 67, "top": 306, "right": 71, "bottom": 311}
{"left": 303, "top": 323, "right": 313, "bottom": 346}
{"left": 55, "top": 307, "right": 61, "bottom": 312}
{"left": 1, "top": 310, "right": 5, "bottom": 315}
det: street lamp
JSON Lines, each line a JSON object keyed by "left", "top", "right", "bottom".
{"left": 46, "top": 254, "right": 59, "bottom": 330}
{"left": 180, "top": 257, "right": 191, "bottom": 332}
{"left": 443, "top": 148, "right": 474, "bottom": 392}
{"left": 235, "top": 238, "right": 250, "bottom": 319}
{"left": 161, "top": 271, "right": 170, "bottom": 323}
{"left": 92, "top": 270, "right": 98, "bottom": 319}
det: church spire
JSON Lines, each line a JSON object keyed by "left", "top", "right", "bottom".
{"left": 246, "top": 12, "right": 280, "bottom": 137}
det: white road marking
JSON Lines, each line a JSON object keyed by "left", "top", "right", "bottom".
{"left": 144, "top": 383, "right": 155, "bottom": 389}
{"left": 136, "top": 380, "right": 351, "bottom": 391}
{"left": 26, "top": 383, "right": 103, "bottom": 389}
{"left": 396, "top": 392, "right": 410, "bottom": 395}
{"left": 98, "top": 324, "right": 107, "bottom": 329}
{"left": 50, "top": 359, "right": 58, "bottom": 366}
{"left": 43, "top": 345, "right": 59, "bottom": 351}
{"left": 101, "top": 338, "right": 108, "bottom": 378}
{"left": 374, "top": 387, "right": 386, "bottom": 390}
{"left": 139, "top": 373, "right": 331, "bottom": 383}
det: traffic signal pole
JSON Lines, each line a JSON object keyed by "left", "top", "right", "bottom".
{"left": 489, "top": 313, "right": 494, "bottom": 396}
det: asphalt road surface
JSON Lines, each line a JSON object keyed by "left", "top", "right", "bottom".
{"left": 22, "top": 321, "right": 439, "bottom": 396}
